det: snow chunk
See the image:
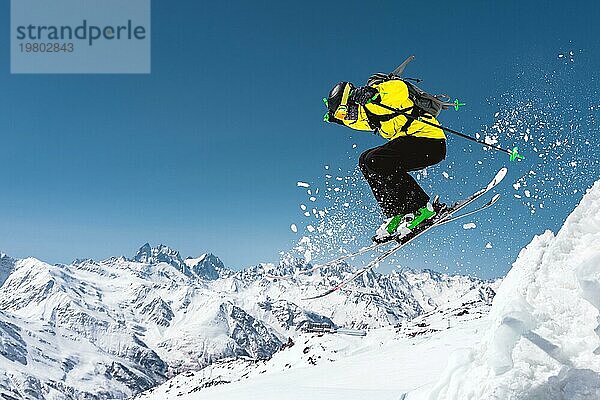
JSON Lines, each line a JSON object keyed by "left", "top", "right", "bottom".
{"left": 290, "top": 224, "right": 297, "bottom": 233}
{"left": 297, "top": 181, "right": 310, "bottom": 188}
{"left": 462, "top": 223, "right": 476, "bottom": 230}
{"left": 485, "top": 242, "right": 493, "bottom": 249}
{"left": 484, "top": 136, "right": 498, "bottom": 145}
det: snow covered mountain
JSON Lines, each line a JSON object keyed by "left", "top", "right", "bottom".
{"left": 0, "top": 244, "right": 497, "bottom": 399}
{"left": 138, "top": 179, "right": 600, "bottom": 400}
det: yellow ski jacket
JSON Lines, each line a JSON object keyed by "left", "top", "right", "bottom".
{"left": 342, "top": 80, "right": 446, "bottom": 140}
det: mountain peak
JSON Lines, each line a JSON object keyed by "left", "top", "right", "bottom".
{"left": 0, "top": 253, "right": 15, "bottom": 287}
{"left": 185, "top": 253, "right": 226, "bottom": 280}
{"left": 133, "top": 243, "right": 183, "bottom": 265}
{"left": 133, "top": 244, "right": 228, "bottom": 280}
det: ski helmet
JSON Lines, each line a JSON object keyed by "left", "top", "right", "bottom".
{"left": 324, "top": 81, "right": 354, "bottom": 124}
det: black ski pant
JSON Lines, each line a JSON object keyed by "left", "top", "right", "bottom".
{"left": 359, "top": 136, "right": 446, "bottom": 218}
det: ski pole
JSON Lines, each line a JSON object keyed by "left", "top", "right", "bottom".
{"left": 372, "top": 102, "right": 524, "bottom": 162}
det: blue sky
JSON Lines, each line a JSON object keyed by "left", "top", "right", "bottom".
{"left": 1, "top": 1, "right": 599, "bottom": 278}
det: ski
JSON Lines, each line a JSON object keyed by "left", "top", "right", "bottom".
{"left": 302, "top": 168, "right": 507, "bottom": 300}
{"left": 268, "top": 194, "right": 499, "bottom": 281}
{"left": 436, "top": 193, "right": 501, "bottom": 227}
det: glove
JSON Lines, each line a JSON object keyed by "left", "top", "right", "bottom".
{"left": 350, "top": 86, "right": 379, "bottom": 106}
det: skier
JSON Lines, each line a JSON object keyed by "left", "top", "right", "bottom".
{"left": 324, "top": 72, "right": 447, "bottom": 242}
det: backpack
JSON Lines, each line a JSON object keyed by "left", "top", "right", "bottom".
{"left": 366, "top": 56, "right": 454, "bottom": 118}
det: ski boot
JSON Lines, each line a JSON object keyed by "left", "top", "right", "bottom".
{"left": 373, "top": 197, "right": 446, "bottom": 243}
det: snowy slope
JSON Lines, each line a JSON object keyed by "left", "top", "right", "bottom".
{"left": 427, "top": 180, "right": 600, "bottom": 399}
{"left": 137, "top": 307, "right": 490, "bottom": 400}
{"left": 0, "top": 244, "right": 496, "bottom": 399}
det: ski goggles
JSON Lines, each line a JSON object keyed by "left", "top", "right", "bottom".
{"left": 323, "top": 83, "right": 352, "bottom": 122}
